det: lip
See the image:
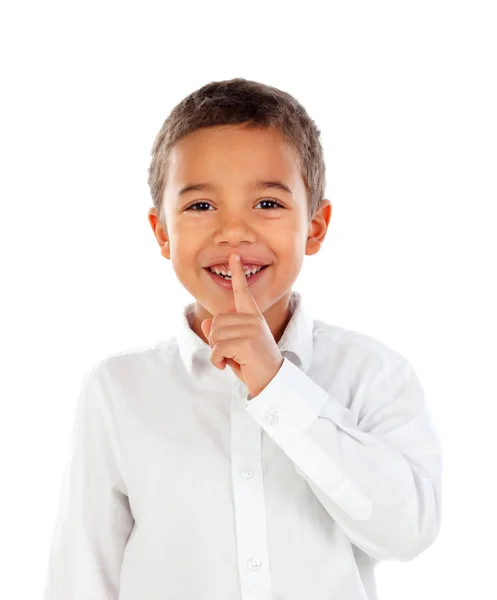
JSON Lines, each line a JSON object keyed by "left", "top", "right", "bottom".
{"left": 204, "top": 259, "right": 270, "bottom": 268}
{"left": 203, "top": 265, "right": 270, "bottom": 290}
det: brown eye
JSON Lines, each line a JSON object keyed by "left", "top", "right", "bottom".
{"left": 185, "top": 202, "right": 213, "bottom": 211}
{"left": 256, "top": 199, "right": 284, "bottom": 209}
{"left": 185, "top": 199, "right": 284, "bottom": 211}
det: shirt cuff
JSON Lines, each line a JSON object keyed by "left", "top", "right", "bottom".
{"left": 244, "top": 356, "right": 374, "bottom": 521}
{"left": 245, "top": 356, "right": 329, "bottom": 442}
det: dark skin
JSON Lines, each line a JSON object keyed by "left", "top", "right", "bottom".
{"left": 148, "top": 123, "right": 332, "bottom": 347}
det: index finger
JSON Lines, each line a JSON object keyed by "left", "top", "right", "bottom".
{"left": 229, "top": 253, "right": 261, "bottom": 315}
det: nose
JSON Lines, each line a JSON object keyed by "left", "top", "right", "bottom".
{"left": 212, "top": 213, "right": 257, "bottom": 245}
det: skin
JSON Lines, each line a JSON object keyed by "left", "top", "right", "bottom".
{"left": 198, "top": 252, "right": 289, "bottom": 397}
{"left": 148, "top": 123, "right": 332, "bottom": 348}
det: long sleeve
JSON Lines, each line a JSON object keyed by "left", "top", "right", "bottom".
{"left": 245, "top": 354, "right": 442, "bottom": 562}
{"left": 42, "top": 365, "right": 134, "bottom": 600}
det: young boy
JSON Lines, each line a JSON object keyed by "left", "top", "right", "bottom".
{"left": 42, "top": 78, "right": 442, "bottom": 600}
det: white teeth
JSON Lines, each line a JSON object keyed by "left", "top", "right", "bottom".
{"left": 209, "top": 265, "right": 263, "bottom": 277}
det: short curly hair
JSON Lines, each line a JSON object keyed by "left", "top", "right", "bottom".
{"left": 147, "top": 78, "right": 327, "bottom": 227}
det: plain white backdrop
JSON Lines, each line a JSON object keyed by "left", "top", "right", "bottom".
{"left": 1, "top": 1, "right": 495, "bottom": 598}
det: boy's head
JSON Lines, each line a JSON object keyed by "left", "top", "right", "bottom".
{"left": 147, "top": 78, "right": 331, "bottom": 342}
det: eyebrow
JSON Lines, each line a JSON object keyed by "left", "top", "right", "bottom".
{"left": 177, "top": 179, "right": 293, "bottom": 197}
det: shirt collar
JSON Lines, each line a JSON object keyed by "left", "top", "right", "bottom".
{"left": 174, "top": 290, "right": 314, "bottom": 377}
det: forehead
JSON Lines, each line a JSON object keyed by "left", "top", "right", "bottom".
{"left": 166, "top": 125, "right": 304, "bottom": 192}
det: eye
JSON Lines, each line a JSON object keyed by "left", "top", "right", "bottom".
{"left": 185, "top": 199, "right": 284, "bottom": 211}
{"left": 257, "top": 199, "right": 284, "bottom": 210}
{"left": 185, "top": 202, "right": 213, "bottom": 212}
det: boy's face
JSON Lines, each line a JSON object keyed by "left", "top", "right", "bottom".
{"left": 148, "top": 124, "right": 331, "bottom": 342}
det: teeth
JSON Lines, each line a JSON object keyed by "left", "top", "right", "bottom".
{"left": 209, "top": 265, "right": 263, "bottom": 278}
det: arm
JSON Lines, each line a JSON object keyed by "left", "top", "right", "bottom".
{"left": 245, "top": 354, "right": 442, "bottom": 562}
{"left": 42, "top": 365, "right": 134, "bottom": 600}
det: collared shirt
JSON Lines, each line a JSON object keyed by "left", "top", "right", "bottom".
{"left": 42, "top": 289, "right": 442, "bottom": 600}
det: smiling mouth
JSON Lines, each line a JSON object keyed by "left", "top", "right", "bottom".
{"left": 204, "top": 265, "right": 269, "bottom": 281}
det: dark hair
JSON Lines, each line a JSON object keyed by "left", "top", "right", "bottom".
{"left": 147, "top": 78, "right": 326, "bottom": 227}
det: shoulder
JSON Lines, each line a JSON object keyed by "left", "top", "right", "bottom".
{"left": 309, "top": 320, "right": 424, "bottom": 424}
{"left": 311, "top": 319, "right": 415, "bottom": 383}
{"left": 83, "top": 338, "right": 176, "bottom": 391}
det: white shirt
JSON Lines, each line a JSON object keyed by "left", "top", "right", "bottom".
{"left": 42, "top": 290, "right": 442, "bottom": 600}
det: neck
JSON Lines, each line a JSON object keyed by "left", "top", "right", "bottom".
{"left": 191, "top": 290, "right": 294, "bottom": 346}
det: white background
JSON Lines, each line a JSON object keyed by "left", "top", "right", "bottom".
{"left": 1, "top": 1, "right": 496, "bottom": 598}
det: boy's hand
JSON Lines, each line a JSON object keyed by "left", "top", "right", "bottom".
{"left": 200, "top": 253, "right": 284, "bottom": 398}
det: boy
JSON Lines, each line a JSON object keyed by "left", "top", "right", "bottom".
{"left": 42, "top": 78, "right": 442, "bottom": 600}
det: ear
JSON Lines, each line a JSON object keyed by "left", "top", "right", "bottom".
{"left": 148, "top": 207, "right": 171, "bottom": 260}
{"left": 306, "top": 199, "right": 332, "bottom": 256}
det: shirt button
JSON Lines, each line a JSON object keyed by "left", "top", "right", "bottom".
{"left": 240, "top": 468, "right": 255, "bottom": 480}
{"left": 246, "top": 557, "right": 262, "bottom": 571}
{"left": 265, "top": 411, "right": 279, "bottom": 424}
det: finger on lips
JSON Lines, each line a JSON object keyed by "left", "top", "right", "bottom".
{"left": 229, "top": 253, "right": 260, "bottom": 315}
{"left": 207, "top": 253, "right": 263, "bottom": 373}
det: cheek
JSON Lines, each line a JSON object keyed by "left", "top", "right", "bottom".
{"left": 169, "top": 249, "right": 196, "bottom": 280}
{"left": 270, "top": 229, "right": 305, "bottom": 258}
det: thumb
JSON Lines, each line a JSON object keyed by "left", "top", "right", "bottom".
{"left": 201, "top": 318, "right": 212, "bottom": 341}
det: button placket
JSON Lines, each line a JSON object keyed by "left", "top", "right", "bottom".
{"left": 246, "top": 557, "right": 262, "bottom": 571}
{"left": 231, "top": 382, "right": 273, "bottom": 598}
{"left": 240, "top": 467, "right": 255, "bottom": 480}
